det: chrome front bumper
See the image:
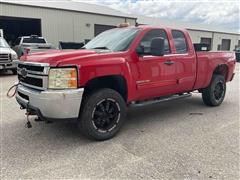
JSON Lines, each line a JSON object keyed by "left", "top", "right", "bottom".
{"left": 16, "top": 84, "right": 84, "bottom": 120}
{"left": 0, "top": 60, "right": 18, "bottom": 70}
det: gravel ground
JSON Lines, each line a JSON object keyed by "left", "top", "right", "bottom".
{"left": 0, "top": 64, "right": 239, "bottom": 179}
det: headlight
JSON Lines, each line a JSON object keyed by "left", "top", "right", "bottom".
{"left": 11, "top": 52, "right": 18, "bottom": 60}
{"left": 48, "top": 67, "right": 78, "bottom": 89}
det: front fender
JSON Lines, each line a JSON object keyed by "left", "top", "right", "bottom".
{"left": 79, "top": 57, "right": 135, "bottom": 102}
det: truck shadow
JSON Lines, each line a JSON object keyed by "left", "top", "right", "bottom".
{"left": 8, "top": 93, "right": 219, "bottom": 148}
{"left": 41, "top": 94, "right": 206, "bottom": 142}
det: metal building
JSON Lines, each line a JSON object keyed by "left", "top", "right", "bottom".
{"left": 0, "top": 0, "right": 239, "bottom": 51}
{"left": 138, "top": 16, "right": 240, "bottom": 51}
{"left": 0, "top": 1, "right": 137, "bottom": 47}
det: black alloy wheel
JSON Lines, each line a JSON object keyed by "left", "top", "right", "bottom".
{"left": 213, "top": 81, "right": 225, "bottom": 101}
{"left": 202, "top": 74, "right": 226, "bottom": 106}
{"left": 92, "top": 98, "right": 121, "bottom": 133}
{"left": 79, "top": 88, "right": 126, "bottom": 141}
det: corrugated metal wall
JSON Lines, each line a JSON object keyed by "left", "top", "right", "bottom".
{"left": 0, "top": 3, "right": 136, "bottom": 47}
{"left": 1, "top": 3, "right": 239, "bottom": 51}
{"left": 188, "top": 30, "right": 240, "bottom": 51}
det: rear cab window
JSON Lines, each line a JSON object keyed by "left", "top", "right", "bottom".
{"left": 138, "top": 29, "right": 171, "bottom": 55}
{"left": 14, "top": 38, "right": 21, "bottom": 46}
{"left": 172, "top": 30, "right": 188, "bottom": 54}
{"left": 22, "top": 37, "right": 46, "bottom": 44}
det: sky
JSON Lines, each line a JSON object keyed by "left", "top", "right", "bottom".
{"left": 74, "top": 0, "right": 240, "bottom": 32}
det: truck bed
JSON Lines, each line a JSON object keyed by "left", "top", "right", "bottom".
{"left": 194, "top": 51, "right": 236, "bottom": 89}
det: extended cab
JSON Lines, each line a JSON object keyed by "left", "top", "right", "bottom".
{"left": 16, "top": 25, "right": 236, "bottom": 140}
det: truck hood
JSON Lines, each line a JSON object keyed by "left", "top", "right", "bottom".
{"left": 20, "top": 49, "right": 110, "bottom": 65}
{"left": 0, "top": 47, "right": 11, "bottom": 54}
{"left": 0, "top": 47, "right": 17, "bottom": 56}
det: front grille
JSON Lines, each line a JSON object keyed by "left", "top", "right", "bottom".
{"left": 17, "top": 62, "right": 49, "bottom": 90}
{"left": 18, "top": 74, "right": 43, "bottom": 87}
{"left": 18, "top": 63, "right": 44, "bottom": 72}
{"left": 0, "top": 54, "right": 10, "bottom": 61}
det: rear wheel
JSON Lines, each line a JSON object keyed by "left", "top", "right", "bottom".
{"left": 202, "top": 75, "right": 226, "bottom": 106}
{"left": 78, "top": 88, "right": 126, "bottom": 141}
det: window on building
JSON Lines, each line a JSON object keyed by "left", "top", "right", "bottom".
{"left": 94, "top": 24, "right": 116, "bottom": 37}
{"left": 138, "top": 29, "right": 171, "bottom": 55}
{"left": 235, "top": 40, "right": 240, "bottom": 50}
{"left": 200, "top": 37, "right": 212, "bottom": 50}
{"left": 172, "top": 30, "right": 188, "bottom": 54}
{"left": 221, "top": 39, "right": 231, "bottom": 51}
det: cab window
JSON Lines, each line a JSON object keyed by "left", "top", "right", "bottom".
{"left": 138, "top": 29, "right": 171, "bottom": 55}
{"left": 172, "top": 30, "right": 188, "bottom": 54}
{"left": 14, "top": 38, "right": 21, "bottom": 46}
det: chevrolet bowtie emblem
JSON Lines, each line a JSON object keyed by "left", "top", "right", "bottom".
{"left": 20, "top": 68, "right": 28, "bottom": 78}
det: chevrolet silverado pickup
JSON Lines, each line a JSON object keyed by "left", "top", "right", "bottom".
{"left": 15, "top": 25, "right": 236, "bottom": 140}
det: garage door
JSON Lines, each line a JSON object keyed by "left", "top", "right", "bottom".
{"left": 94, "top": 24, "right": 116, "bottom": 37}
{"left": 0, "top": 16, "right": 41, "bottom": 46}
{"left": 200, "top": 37, "right": 212, "bottom": 50}
{"left": 221, "top": 39, "right": 231, "bottom": 51}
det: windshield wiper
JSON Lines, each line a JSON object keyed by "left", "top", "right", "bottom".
{"left": 91, "top": 46, "right": 110, "bottom": 50}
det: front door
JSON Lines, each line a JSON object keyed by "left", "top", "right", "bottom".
{"left": 135, "top": 29, "right": 177, "bottom": 99}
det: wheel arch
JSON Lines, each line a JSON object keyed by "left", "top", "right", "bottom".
{"left": 83, "top": 75, "right": 128, "bottom": 102}
{"left": 212, "top": 64, "right": 229, "bottom": 81}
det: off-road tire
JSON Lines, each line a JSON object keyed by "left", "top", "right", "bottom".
{"left": 202, "top": 74, "right": 226, "bottom": 106}
{"left": 78, "top": 88, "right": 126, "bottom": 141}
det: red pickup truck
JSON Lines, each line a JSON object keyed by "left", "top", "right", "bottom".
{"left": 16, "top": 25, "right": 236, "bottom": 140}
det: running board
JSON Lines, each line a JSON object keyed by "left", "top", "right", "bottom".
{"left": 129, "top": 93, "right": 192, "bottom": 108}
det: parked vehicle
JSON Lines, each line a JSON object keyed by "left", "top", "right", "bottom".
{"left": 12, "top": 35, "right": 53, "bottom": 58}
{"left": 0, "top": 37, "right": 18, "bottom": 74}
{"left": 59, "top": 41, "right": 84, "bottom": 50}
{"left": 15, "top": 25, "right": 236, "bottom": 140}
{"left": 0, "top": 29, "right": 3, "bottom": 37}
{"left": 234, "top": 47, "right": 240, "bottom": 62}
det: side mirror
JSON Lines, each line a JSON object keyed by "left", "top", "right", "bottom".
{"left": 150, "top": 37, "right": 165, "bottom": 56}
{"left": 136, "top": 45, "right": 144, "bottom": 55}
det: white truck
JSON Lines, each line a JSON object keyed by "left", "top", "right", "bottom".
{"left": 0, "top": 35, "right": 18, "bottom": 74}
{"left": 12, "top": 35, "right": 54, "bottom": 58}
{"left": 0, "top": 29, "right": 3, "bottom": 37}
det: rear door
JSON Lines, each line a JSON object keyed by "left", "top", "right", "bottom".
{"left": 135, "top": 29, "right": 178, "bottom": 99}
{"left": 171, "top": 30, "right": 197, "bottom": 92}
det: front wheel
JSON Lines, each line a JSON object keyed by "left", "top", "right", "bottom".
{"left": 78, "top": 88, "right": 127, "bottom": 141}
{"left": 202, "top": 74, "right": 226, "bottom": 106}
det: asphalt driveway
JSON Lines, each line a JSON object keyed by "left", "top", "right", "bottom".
{"left": 0, "top": 64, "right": 239, "bottom": 179}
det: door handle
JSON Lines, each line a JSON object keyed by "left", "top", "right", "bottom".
{"left": 164, "top": 60, "right": 175, "bottom": 65}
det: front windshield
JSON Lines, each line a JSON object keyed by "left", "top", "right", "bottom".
{"left": 85, "top": 28, "right": 140, "bottom": 52}
{"left": 0, "top": 38, "right": 9, "bottom": 48}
